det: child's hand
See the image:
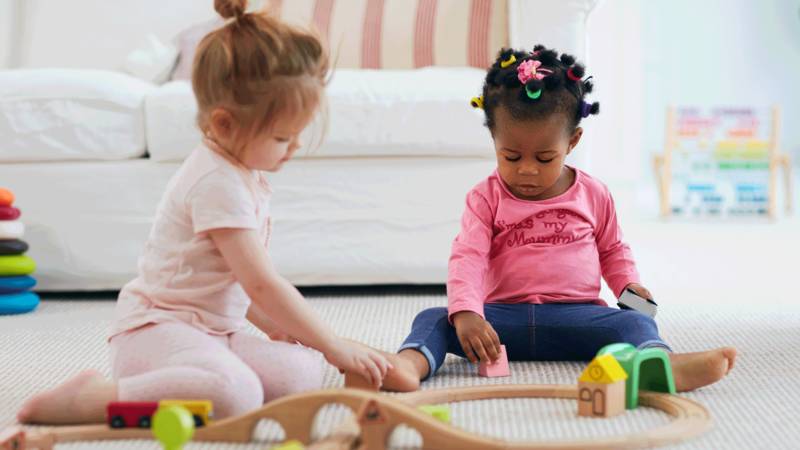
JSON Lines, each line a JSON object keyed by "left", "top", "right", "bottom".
{"left": 323, "top": 339, "right": 392, "bottom": 389}
{"left": 625, "top": 283, "right": 653, "bottom": 300}
{"left": 452, "top": 311, "right": 501, "bottom": 364}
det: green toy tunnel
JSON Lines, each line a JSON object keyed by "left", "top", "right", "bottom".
{"left": 597, "top": 343, "right": 676, "bottom": 409}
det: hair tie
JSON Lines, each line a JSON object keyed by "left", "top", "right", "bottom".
{"left": 470, "top": 96, "right": 484, "bottom": 109}
{"left": 580, "top": 101, "right": 592, "bottom": 118}
{"left": 500, "top": 54, "right": 517, "bottom": 68}
{"left": 517, "top": 60, "right": 553, "bottom": 84}
{"left": 567, "top": 67, "right": 582, "bottom": 81}
{"left": 525, "top": 86, "right": 542, "bottom": 100}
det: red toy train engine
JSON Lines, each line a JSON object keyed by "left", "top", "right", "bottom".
{"left": 106, "top": 401, "right": 159, "bottom": 428}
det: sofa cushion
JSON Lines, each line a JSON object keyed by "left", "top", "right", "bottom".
{"left": 0, "top": 69, "right": 154, "bottom": 162}
{"left": 146, "top": 67, "right": 494, "bottom": 162}
{"left": 266, "top": 0, "right": 508, "bottom": 69}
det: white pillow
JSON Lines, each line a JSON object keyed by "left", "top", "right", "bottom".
{"left": 122, "top": 34, "right": 179, "bottom": 84}
{"left": 144, "top": 80, "right": 200, "bottom": 162}
{"left": 0, "top": 69, "right": 154, "bottom": 162}
{"left": 146, "top": 67, "right": 494, "bottom": 162}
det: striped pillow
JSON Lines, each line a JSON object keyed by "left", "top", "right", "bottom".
{"left": 263, "top": 0, "right": 508, "bottom": 69}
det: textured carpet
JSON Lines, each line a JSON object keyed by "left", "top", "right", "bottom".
{"left": 1, "top": 294, "right": 798, "bottom": 449}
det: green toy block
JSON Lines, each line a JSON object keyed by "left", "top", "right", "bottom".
{"left": 597, "top": 343, "right": 676, "bottom": 409}
{"left": 418, "top": 404, "right": 451, "bottom": 423}
{"left": 152, "top": 405, "right": 195, "bottom": 450}
{"left": 271, "top": 439, "right": 305, "bottom": 450}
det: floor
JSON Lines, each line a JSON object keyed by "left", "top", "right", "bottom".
{"left": 1, "top": 288, "right": 799, "bottom": 449}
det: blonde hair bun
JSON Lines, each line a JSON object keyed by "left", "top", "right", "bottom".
{"left": 214, "top": 0, "right": 247, "bottom": 19}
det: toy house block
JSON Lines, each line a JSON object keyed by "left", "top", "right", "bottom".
{"left": 418, "top": 404, "right": 451, "bottom": 423}
{"left": 597, "top": 343, "right": 676, "bottom": 409}
{"left": 478, "top": 345, "right": 510, "bottom": 377}
{"left": 577, "top": 354, "right": 628, "bottom": 418}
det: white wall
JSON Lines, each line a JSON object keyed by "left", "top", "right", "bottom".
{"left": 0, "top": 0, "right": 16, "bottom": 68}
{"left": 13, "top": 0, "right": 222, "bottom": 70}
{"left": 587, "top": 0, "right": 800, "bottom": 186}
{"left": 584, "top": 0, "right": 644, "bottom": 184}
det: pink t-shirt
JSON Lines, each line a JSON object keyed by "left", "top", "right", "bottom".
{"left": 110, "top": 141, "right": 272, "bottom": 338}
{"left": 448, "top": 168, "right": 640, "bottom": 320}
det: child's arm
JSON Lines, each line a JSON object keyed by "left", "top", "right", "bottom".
{"left": 595, "top": 189, "right": 643, "bottom": 297}
{"left": 448, "top": 191, "right": 501, "bottom": 363}
{"left": 209, "top": 227, "right": 391, "bottom": 387}
{"left": 247, "top": 304, "right": 297, "bottom": 343}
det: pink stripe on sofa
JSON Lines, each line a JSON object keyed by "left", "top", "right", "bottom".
{"left": 362, "top": 0, "right": 385, "bottom": 68}
{"left": 414, "top": 0, "right": 437, "bottom": 68}
{"left": 468, "top": 0, "right": 491, "bottom": 68}
{"left": 313, "top": 0, "right": 335, "bottom": 41}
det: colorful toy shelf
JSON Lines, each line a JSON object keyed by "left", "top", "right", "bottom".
{"left": 653, "top": 106, "right": 792, "bottom": 219}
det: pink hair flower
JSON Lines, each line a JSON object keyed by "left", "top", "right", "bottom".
{"left": 517, "top": 59, "right": 549, "bottom": 84}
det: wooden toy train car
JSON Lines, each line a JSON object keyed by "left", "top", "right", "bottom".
{"left": 107, "top": 400, "right": 213, "bottom": 429}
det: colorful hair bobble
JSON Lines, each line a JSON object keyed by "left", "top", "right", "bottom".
{"left": 580, "top": 100, "right": 600, "bottom": 118}
{"left": 470, "top": 96, "right": 484, "bottom": 109}
{"left": 500, "top": 54, "right": 517, "bottom": 68}
{"left": 567, "top": 65, "right": 585, "bottom": 81}
{"left": 517, "top": 59, "right": 552, "bottom": 84}
{"left": 526, "top": 87, "right": 542, "bottom": 100}
{"left": 524, "top": 80, "right": 543, "bottom": 100}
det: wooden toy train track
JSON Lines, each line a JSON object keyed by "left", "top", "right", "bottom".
{"left": 6, "top": 384, "right": 711, "bottom": 450}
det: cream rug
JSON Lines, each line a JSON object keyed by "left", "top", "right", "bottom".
{"left": 1, "top": 293, "right": 798, "bottom": 449}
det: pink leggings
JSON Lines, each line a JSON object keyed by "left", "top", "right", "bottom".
{"left": 109, "top": 321, "right": 325, "bottom": 419}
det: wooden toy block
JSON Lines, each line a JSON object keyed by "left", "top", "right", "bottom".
{"left": 478, "top": 345, "right": 510, "bottom": 377}
{"left": 418, "top": 405, "right": 451, "bottom": 423}
{"left": 271, "top": 439, "right": 305, "bottom": 450}
{"left": 152, "top": 405, "right": 195, "bottom": 450}
{"left": 0, "top": 426, "right": 25, "bottom": 450}
{"left": 577, "top": 354, "right": 628, "bottom": 418}
{"left": 597, "top": 343, "right": 675, "bottom": 409}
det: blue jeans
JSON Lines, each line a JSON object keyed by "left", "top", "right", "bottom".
{"left": 399, "top": 303, "right": 671, "bottom": 381}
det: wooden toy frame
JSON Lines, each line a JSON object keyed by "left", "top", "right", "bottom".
{"left": 8, "top": 384, "right": 711, "bottom": 450}
{"left": 653, "top": 105, "right": 793, "bottom": 219}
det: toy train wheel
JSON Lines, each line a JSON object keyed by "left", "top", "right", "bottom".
{"left": 138, "top": 416, "right": 152, "bottom": 428}
{"left": 192, "top": 414, "right": 205, "bottom": 427}
{"left": 109, "top": 416, "right": 125, "bottom": 429}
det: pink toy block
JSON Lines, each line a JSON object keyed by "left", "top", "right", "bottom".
{"left": 478, "top": 345, "right": 510, "bottom": 377}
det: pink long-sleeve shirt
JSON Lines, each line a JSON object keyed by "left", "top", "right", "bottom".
{"left": 447, "top": 168, "right": 640, "bottom": 320}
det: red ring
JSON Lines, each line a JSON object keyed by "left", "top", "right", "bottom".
{"left": 567, "top": 67, "right": 581, "bottom": 81}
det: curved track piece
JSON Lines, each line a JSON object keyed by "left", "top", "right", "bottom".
{"left": 15, "top": 385, "right": 712, "bottom": 450}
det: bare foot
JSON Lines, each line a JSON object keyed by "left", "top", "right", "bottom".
{"left": 670, "top": 347, "right": 737, "bottom": 392}
{"left": 17, "top": 370, "right": 118, "bottom": 424}
{"left": 345, "top": 349, "right": 426, "bottom": 393}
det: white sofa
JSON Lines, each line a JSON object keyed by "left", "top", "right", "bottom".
{"left": 0, "top": 0, "right": 597, "bottom": 291}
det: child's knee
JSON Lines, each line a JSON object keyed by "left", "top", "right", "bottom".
{"left": 208, "top": 367, "right": 264, "bottom": 418}
{"left": 264, "top": 347, "right": 325, "bottom": 402}
{"left": 413, "top": 307, "right": 449, "bottom": 326}
{"left": 616, "top": 311, "right": 660, "bottom": 342}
